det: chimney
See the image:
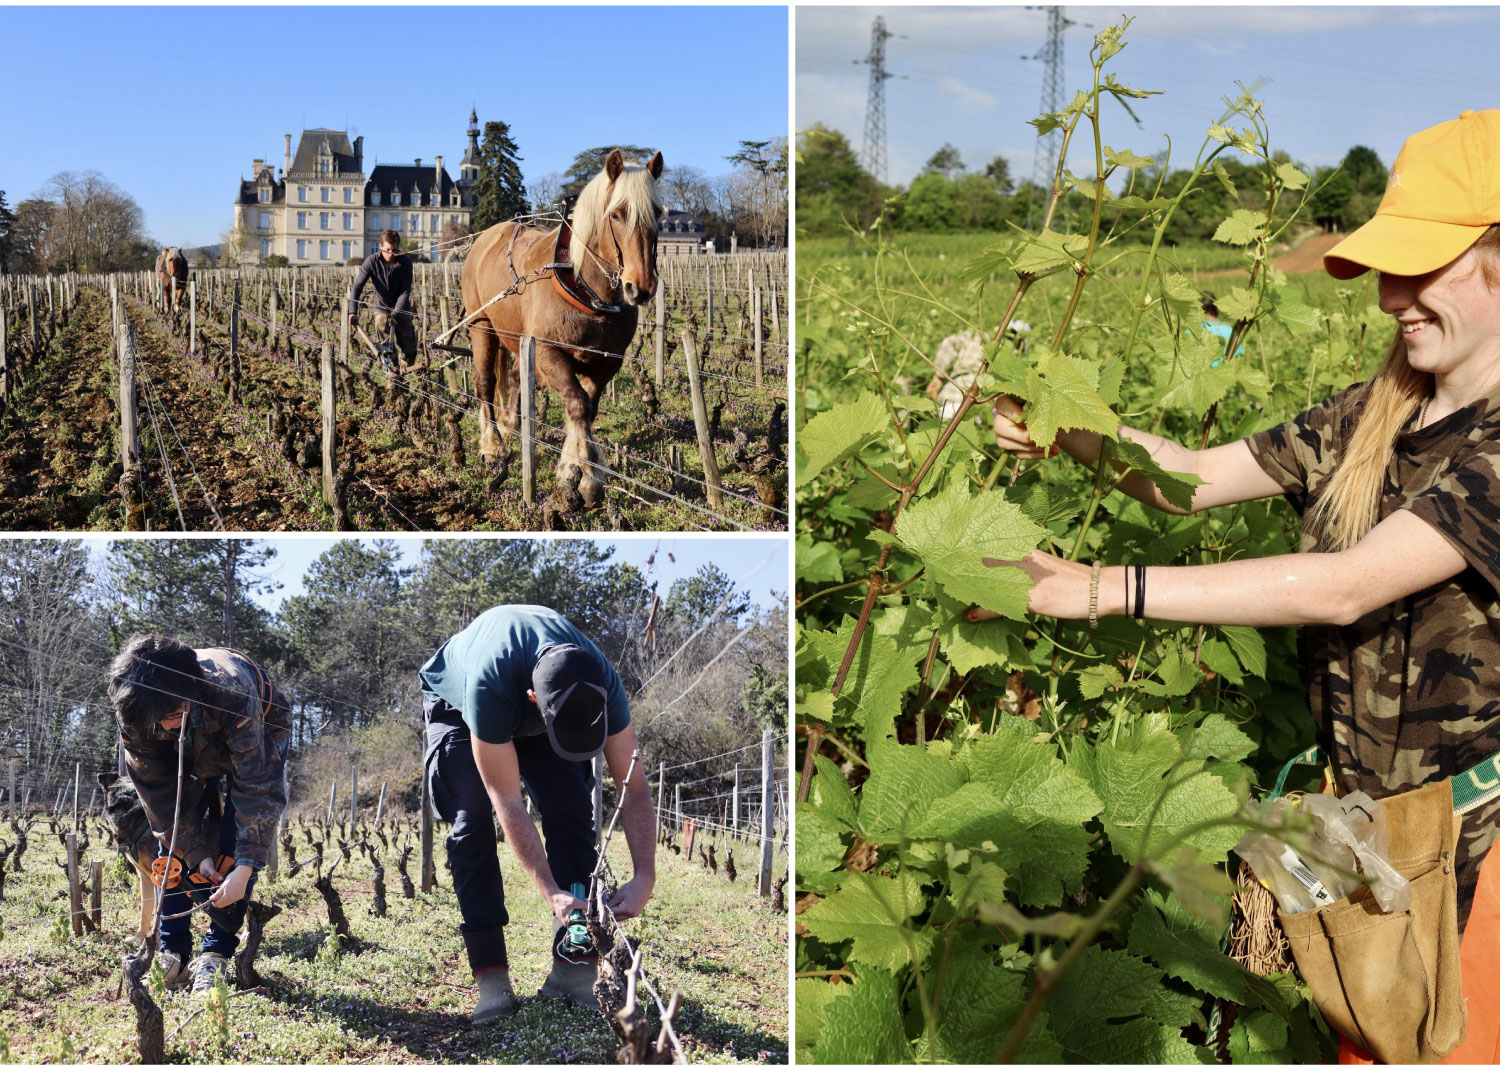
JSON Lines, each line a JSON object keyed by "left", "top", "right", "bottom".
{"left": 414, "top": 158, "right": 422, "bottom": 168}
{"left": 435, "top": 155, "right": 443, "bottom": 185}
{"left": 252, "top": 158, "right": 263, "bottom": 177}
{"left": 284, "top": 133, "right": 292, "bottom": 175}
{"left": 354, "top": 135, "right": 364, "bottom": 172}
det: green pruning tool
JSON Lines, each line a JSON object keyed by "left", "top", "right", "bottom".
{"left": 559, "top": 881, "right": 593, "bottom": 962}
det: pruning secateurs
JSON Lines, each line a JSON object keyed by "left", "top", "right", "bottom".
{"left": 558, "top": 881, "right": 594, "bottom": 963}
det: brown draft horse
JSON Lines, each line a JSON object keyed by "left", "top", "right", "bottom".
{"left": 155, "top": 247, "right": 189, "bottom": 315}
{"left": 461, "top": 148, "right": 664, "bottom": 507}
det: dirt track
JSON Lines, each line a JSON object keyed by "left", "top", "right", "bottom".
{"left": 1199, "top": 231, "right": 1345, "bottom": 279}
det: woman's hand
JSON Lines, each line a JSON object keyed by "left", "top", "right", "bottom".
{"left": 967, "top": 551, "right": 1094, "bottom": 622}
{"left": 993, "top": 395, "right": 1059, "bottom": 460}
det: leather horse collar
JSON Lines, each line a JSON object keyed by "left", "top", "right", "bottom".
{"left": 506, "top": 216, "right": 625, "bottom": 316}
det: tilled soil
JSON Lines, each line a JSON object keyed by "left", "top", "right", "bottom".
{"left": 0, "top": 288, "right": 786, "bottom": 531}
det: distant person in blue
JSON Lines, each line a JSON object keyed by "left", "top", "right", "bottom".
{"left": 420, "top": 605, "right": 657, "bottom": 1026}
{"left": 1200, "top": 293, "right": 1244, "bottom": 366}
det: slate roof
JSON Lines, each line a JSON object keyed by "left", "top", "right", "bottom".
{"left": 368, "top": 165, "right": 459, "bottom": 207}
{"left": 660, "top": 210, "right": 707, "bottom": 236}
{"left": 289, "top": 129, "right": 360, "bottom": 176}
{"left": 237, "top": 177, "right": 284, "bottom": 206}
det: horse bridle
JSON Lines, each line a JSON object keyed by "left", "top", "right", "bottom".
{"left": 502, "top": 195, "right": 636, "bottom": 316}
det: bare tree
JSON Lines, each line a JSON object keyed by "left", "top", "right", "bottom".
{"left": 41, "top": 170, "right": 151, "bottom": 273}
{"left": 527, "top": 171, "right": 563, "bottom": 214}
{"left": 220, "top": 220, "right": 253, "bottom": 267}
{"left": 724, "top": 139, "right": 789, "bottom": 249}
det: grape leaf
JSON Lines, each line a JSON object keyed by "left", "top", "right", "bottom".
{"left": 811, "top": 965, "right": 914, "bottom": 1064}
{"left": 1128, "top": 890, "right": 1289, "bottom": 1018}
{"left": 800, "top": 690, "right": 836, "bottom": 723}
{"left": 800, "top": 871, "right": 933, "bottom": 972}
{"left": 1183, "top": 715, "right": 1257, "bottom": 762}
{"left": 1221, "top": 625, "right": 1268, "bottom": 678}
{"left": 1024, "top": 352, "right": 1121, "bottom": 449}
{"left": 1105, "top": 145, "right": 1154, "bottom": 169}
{"left": 1213, "top": 210, "right": 1267, "bottom": 247}
{"left": 1159, "top": 273, "right": 1202, "bottom": 312}
{"left": 1049, "top": 946, "right": 1213, "bottom": 1064}
{"left": 799, "top": 391, "right": 890, "bottom": 481}
{"left": 1213, "top": 160, "right": 1238, "bottom": 198}
{"left": 1276, "top": 161, "right": 1309, "bottom": 190}
{"left": 797, "top": 536, "right": 845, "bottom": 584}
{"left": 1013, "top": 230, "right": 1091, "bottom": 276}
{"left": 803, "top": 618, "right": 921, "bottom": 745}
{"left": 1111, "top": 437, "right": 1204, "bottom": 512}
{"left": 1078, "top": 663, "right": 1124, "bottom": 699}
{"left": 810, "top": 754, "right": 858, "bottom": 826}
{"left": 797, "top": 804, "right": 853, "bottom": 892}
{"left": 796, "top": 977, "right": 851, "bottom": 1056}
{"left": 1072, "top": 719, "right": 1242, "bottom": 865}
{"left": 919, "top": 942, "right": 1063, "bottom": 1063}
{"left": 1009, "top": 478, "right": 1086, "bottom": 529}
{"left": 890, "top": 478, "right": 1045, "bottom": 619}
{"left": 1215, "top": 287, "right": 1260, "bottom": 324}
{"left": 859, "top": 742, "right": 967, "bottom": 841}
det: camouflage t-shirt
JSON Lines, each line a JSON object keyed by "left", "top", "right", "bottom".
{"left": 1246, "top": 379, "right": 1500, "bottom": 932}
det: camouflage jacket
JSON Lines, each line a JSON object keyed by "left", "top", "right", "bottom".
{"left": 121, "top": 648, "right": 291, "bottom": 871}
{"left": 1248, "top": 380, "right": 1500, "bottom": 930}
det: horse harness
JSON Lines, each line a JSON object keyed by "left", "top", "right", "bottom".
{"left": 505, "top": 216, "right": 626, "bottom": 316}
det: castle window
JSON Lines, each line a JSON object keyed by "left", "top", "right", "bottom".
{"left": 391, "top": 215, "right": 400, "bottom": 231}
{"left": 297, "top": 212, "right": 307, "bottom": 229}
{"left": 296, "top": 239, "right": 306, "bottom": 258}
{"left": 320, "top": 213, "right": 330, "bottom": 230}
{"left": 298, "top": 187, "right": 307, "bottom": 202}
{"left": 260, "top": 239, "right": 270, "bottom": 258}
{"left": 343, "top": 241, "right": 352, "bottom": 259}
{"left": 258, "top": 188, "right": 270, "bottom": 203}
{"left": 259, "top": 211, "right": 270, "bottom": 229}
{"left": 372, "top": 191, "right": 381, "bottom": 206}
{"left": 320, "top": 240, "right": 329, "bottom": 260}
{"left": 343, "top": 213, "right": 353, "bottom": 230}
{"left": 392, "top": 191, "right": 401, "bottom": 206}
{"left": 321, "top": 188, "right": 330, "bottom": 203}
{"left": 369, "top": 213, "right": 380, "bottom": 229}
{"left": 345, "top": 189, "right": 353, "bottom": 203}
{"left": 409, "top": 214, "right": 419, "bottom": 233}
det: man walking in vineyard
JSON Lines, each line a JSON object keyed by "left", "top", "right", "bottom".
{"left": 108, "top": 635, "right": 290, "bottom": 994}
{"left": 985, "top": 109, "right": 1500, "bottom": 1061}
{"left": 420, "top": 604, "right": 656, "bottom": 1025}
{"left": 347, "top": 229, "right": 417, "bottom": 368}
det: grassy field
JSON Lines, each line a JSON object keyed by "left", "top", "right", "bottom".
{"left": 0, "top": 815, "right": 788, "bottom": 1064}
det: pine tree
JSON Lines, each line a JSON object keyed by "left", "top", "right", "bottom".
{"left": 560, "top": 145, "right": 658, "bottom": 202}
{"left": 471, "top": 121, "right": 528, "bottom": 233}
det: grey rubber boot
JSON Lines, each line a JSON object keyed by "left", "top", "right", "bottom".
{"left": 473, "top": 967, "right": 518, "bottom": 1025}
{"left": 539, "top": 958, "right": 599, "bottom": 1009}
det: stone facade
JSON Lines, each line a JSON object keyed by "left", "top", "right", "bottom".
{"left": 233, "top": 113, "right": 481, "bottom": 267}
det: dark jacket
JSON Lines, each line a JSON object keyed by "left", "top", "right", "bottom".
{"left": 121, "top": 649, "right": 291, "bottom": 870}
{"left": 348, "top": 250, "right": 413, "bottom": 317}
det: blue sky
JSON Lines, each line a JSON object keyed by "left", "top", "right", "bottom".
{"left": 798, "top": 6, "right": 1498, "bottom": 188}
{"left": 1, "top": 5, "right": 788, "bottom": 248}
{"left": 82, "top": 535, "right": 788, "bottom": 614}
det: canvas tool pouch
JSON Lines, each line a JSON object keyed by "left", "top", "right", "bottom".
{"left": 1278, "top": 778, "right": 1466, "bottom": 1064}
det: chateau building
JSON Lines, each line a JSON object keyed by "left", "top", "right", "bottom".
{"left": 233, "top": 112, "right": 482, "bottom": 266}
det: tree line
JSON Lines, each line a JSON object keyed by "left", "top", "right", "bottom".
{"left": 0, "top": 539, "right": 787, "bottom": 809}
{"left": 0, "top": 172, "right": 155, "bottom": 275}
{"left": 797, "top": 123, "right": 1390, "bottom": 241}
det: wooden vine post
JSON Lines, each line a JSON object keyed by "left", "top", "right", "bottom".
{"left": 654, "top": 284, "right": 666, "bottom": 387}
{"left": 752, "top": 287, "right": 764, "bottom": 386}
{"left": 519, "top": 335, "right": 537, "bottom": 503}
{"left": 592, "top": 753, "right": 605, "bottom": 846}
{"left": 320, "top": 341, "right": 337, "bottom": 500}
{"left": 680, "top": 332, "right": 724, "bottom": 509}
{"left": 419, "top": 734, "right": 435, "bottom": 892}
{"left": 757, "top": 729, "right": 774, "bottom": 897}
{"left": 119, "top": 322, "right": 143, "bottom": 531}
{"left": 189, "top": 278, "right": 198, "bottom": 355}
{"left": 66, "top": 831, "right": 82, "bottom": 935}
{"left": 0, "top": 304, "right": 8, "bottom": 406}
{"left": 90, "top": 861, "right": 102, "bottom": 929}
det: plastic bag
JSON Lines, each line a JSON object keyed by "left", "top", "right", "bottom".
{"left": 1234, "top": 791, "right": 1411, "bottom": 915}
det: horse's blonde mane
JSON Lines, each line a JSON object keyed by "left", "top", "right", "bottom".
{"left": 569, "top": 159, "right": 663, "bottom": 260}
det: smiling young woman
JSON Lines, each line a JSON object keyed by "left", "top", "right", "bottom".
{"left": 980, "top": 109, "right": 1500, "bottom": 1064}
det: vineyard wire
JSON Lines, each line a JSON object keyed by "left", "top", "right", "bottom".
{"left": 657, "top": 737, "right": 785, "bottom": 774}
{"left": 134, "top": 364, "right": 189, "bottom": 532}
{"left": 649, "top": 627, "right": 756, "bottom": 724}
{"left": 135, "top": 359, "right": 226, "bottom": 531}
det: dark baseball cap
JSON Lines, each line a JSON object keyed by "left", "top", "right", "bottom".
{"left": 532, "top": 644, "right": 608, "bottom": 761}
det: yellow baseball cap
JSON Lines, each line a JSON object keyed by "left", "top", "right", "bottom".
{"left": 1324, "top": 109, "right": 1500, "bottom": 280}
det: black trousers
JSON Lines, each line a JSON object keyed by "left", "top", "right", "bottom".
{"left": 423, "top": 695, "right": 597, "bottom": 973}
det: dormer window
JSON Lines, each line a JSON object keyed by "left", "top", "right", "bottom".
{"left": 372, "top": 191, "right": 381, "bottom": 205}
{"left": 392, "top": 191, "right": 402, "bottom": 206}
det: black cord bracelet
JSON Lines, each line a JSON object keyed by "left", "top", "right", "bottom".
{"left": 1133, "top": 564, "right": 1146, "bottom": 620}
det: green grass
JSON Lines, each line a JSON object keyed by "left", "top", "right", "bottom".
{"left": 0, "top": 818, "right": 787, "bottom": 1064}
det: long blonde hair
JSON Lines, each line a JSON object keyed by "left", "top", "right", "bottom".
{"left": 1306, "top": 224, "right": 1500, "bottom": 551}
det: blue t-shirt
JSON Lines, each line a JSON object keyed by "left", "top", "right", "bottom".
{"left": 418, "top": 605, "right": 630, "bottom": 745}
